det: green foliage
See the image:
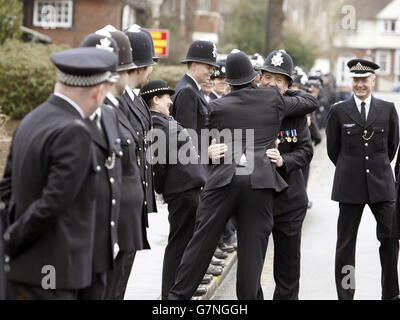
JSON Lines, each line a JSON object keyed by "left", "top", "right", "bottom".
{"left": 0, "top": 0, "right": 23, "bottom": 45}
{"left": 283, "top": 31, "right": 320, "bottom": 71}
{"left": 0, "top": 39, "right": 68, "bottom": 119}
{"left": 221, "top": 0, "right": 267, "bottom": 54}
{"left": 150, "top": 64, "right": 186, "bottom": 89}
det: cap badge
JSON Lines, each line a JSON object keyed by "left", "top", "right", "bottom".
{"left": 271, "top": 52, "right": 284, "bottom": 67}
{"left": 97, "top": 37, "right": 114, "bottom": 53}
{"left": 221, "top": 66, "right": 226, "bottom": 73}
{"left": 212, "top": 44, "right": 218, "bottom": 58}
{"left": 127, "top": 24, "right": 141, "bottom": 33}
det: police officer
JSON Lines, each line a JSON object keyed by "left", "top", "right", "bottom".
{"left": 141, "top": 80, "right": 208, "bottom": 299}
{"left": 170, "top": 40, "right": 219, "bottom": 157}
{"left": 119, "top": 25, "right": 157, "bottom": 218}
{"left": 209, "top": 60, "right": 230, "bottom": 100}
{"left": 169, "top": 51, "right": 317, "bottom": 300}
{"left": 77, "top": 33, "right": 123, "bottom": 299}
{"left": 95, "top": 25, "right": 150, "bottom": 300}
{"left": 326, "top": 59, "right": 400, "bottom": 300}
{"left": 260, "top": 50, "right": 314, "bottom": 300}
{"left": 0, "top": 47, "right": 118, "bottom": 299}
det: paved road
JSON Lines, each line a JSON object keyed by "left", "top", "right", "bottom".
{"left": 213, "top": 92, "right": 400, "bottom": 300}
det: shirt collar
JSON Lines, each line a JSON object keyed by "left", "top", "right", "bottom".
{"left": 89, "top": 107, "right": 102, "bottom": 122}
{"left": 54, "top": 92, "right": 85, "bottom": 118}
{"left": 353, "top": 94, "right": 372, "bottom": 108}
{"left": 186, "top": 73, "right": 202, "bottom": 91}
{"left": 125, "top": 85, "right": 141, "bottom": 102}
{"left": 106, "top": 92, "right": 119, "bottom": 107}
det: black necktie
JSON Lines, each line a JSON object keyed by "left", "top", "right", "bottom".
{"left": 361, "top": 102, "right": 366, "bottom": 126}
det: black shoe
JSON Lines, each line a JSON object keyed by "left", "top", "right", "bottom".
{"left": 201, "top": 274, "right": 213, "bottom": 284}
{"left": 214, "top": 248, "right": 228, "bottom": 259}
{"left": 382, "top": 294, "right": 400, "bottom": 300}
{"left": 218, "top": 242, "right": 235, "bottom": 253}
{"left": 206, "top": 265, "right": 223, "bottom": 276}
{"left": 211, "top": 257, "right": 225, "bottom": 267}
{"left": 193, "top": 286, "right": 207, "bottom": 296}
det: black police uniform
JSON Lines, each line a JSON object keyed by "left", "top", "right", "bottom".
{"left": 170, "top": 40, "right": 219, "bottom": 157}
{"left": 122, "top": 28, "right": 157, "bottom": 216}
{"left": 103, "top": 95, "right": 150, "bottom": 300}
{"left": 260, "top": 51, "right": 314, "bottom": 300}
{"left": 77, "top": 105, "right": 123, "bottom": 300}
{"left": 0, "top": 47, "right": 118, "bottom": 300}
{"left": 272, "top": 112, "right": 313, "bottom": 300}
{"left": 326, "top": 59, "right": 400, "bottom": 300}
{"left": 150, "top": 109, "right": 206, "bottom": 299}
{"left": 168, "top": 52, "right": 318, "bottom": 300}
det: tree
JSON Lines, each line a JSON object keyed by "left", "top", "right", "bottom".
{"left": 221, "top": 0, "right": 267, "bottom": 54}
{"left": 0, "top": 0, "right": 23, "bottom": 45}
{"left": 265, "top": 0, "right": 285, "bottom": 55}
{"left": 283, "top": 31, "right": 319, "bottom": 71}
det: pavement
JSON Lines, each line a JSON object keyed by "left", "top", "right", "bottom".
{"left": 124, "top": 197, "right": 238, "bottom": 300}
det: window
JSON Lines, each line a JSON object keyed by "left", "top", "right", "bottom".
{"left": 336, "top": 56, "right": 355, "bottom": 87}
{"left": 381, "top": 20, "right": 398, "bottom": 34}
{"left": 122, "top": 5, "right": 135, "bottom": 31}
{"left": 376, "top": 50, "right": 391, "bottom": 76}
{"left": 33, "top": 0, "right": 74, "bottom": 29}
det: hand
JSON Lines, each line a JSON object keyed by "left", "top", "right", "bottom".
{"left": 266, "top": 148, "right": 283, "bottom": 167}
{"left": 208, "top": 139, "right": 228, "bottom": 160}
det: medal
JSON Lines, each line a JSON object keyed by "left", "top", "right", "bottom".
{"left": 292, "top": 129, "right": 298, "bottom": 143}
{"left": 279, "top": 131, "right": 285, "bottom": 143}
{"left": 285, "top": 130, "right": 291, "bottom": 143}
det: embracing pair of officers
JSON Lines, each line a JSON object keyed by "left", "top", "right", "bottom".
{"left": 0, "top": 24, "right": 157, "bottom": 300}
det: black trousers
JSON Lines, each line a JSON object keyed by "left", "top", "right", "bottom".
{"left": 168, "top": 174, "right": 274, "bottom": 300}
{"left": 335, "top": 202, "right": 399, "bottom": 300}
{"left": 161, "top": 188, "right": 200, "bottom": 299}
{"left": 104, "top": 250, "right": 136, "bottom": 300}
{"left": 272, "top": 206, "right": 307, "bottom": 300}
{"left": 7, "top": 280, "right": 79, "bottom": 300}
{"left": 77, "top": 272, "right": 108, "bottom": 300}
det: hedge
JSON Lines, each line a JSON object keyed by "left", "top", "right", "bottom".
{"left": 0, "top": 39, "right": 67, "bottom": 119}
{"left": 0, "top": 39, "right": 187, "bottom": 119}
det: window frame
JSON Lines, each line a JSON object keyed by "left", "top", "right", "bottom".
{"left": 32, "top": 0, "right": 74, "bottom": 29}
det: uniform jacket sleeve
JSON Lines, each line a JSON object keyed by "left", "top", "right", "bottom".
{"left": 5, "top": 123, "right": 94, "bottom": 258}
{"left": 173, "top": 87, "right": 198, "bottom": 130}
{"left": 0, "top": 143, "right": 13, "bottom": 229}
{"left": 279, "top": 116, "right": 313, "bottom": 175}
{"left": 281, "top": 90, "right": 318, "bottom": 118}
{"left": 151, "top": 116, "right": 169, "bottom": 194}
{"left": 325, "top": 104, "right": 341, "bottom": 165}
{"left": 388, "top": 103, "right": 399, "bottom": 162}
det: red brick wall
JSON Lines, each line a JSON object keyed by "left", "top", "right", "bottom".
{"left": 25, "top": 0, "right": 123, "bottom": 48}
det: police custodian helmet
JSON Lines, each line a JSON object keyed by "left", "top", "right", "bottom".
{"left": 260, "top": 50, "right": 294, "bottom": 86}
{"left": 181, "top": 40, "right": 219, "bottom": 68}
{"left": 225, "top": 51, "right": 259, "bottom": 86}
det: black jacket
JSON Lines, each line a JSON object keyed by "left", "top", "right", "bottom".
{"left": 85, "top": 104, "right": 123, "bottom": 273}
{"left": 0, "top": 94, "right": 97, "bottom": 289}
{"left": 205, "top": 86, "right": 318, "bottom": 192}
{"left": 326, "top": 95, "right": 399, "bottom": 204}
{"left": 104, "top": 96, "right": 150, "bottom": 252}
{"left": 170, "top": 74, "right": 209, "bottom": 148}
{"left": 118, "top": 91, "right": 157, "bottom": 214}
{"left": 274, "top": 113, "right": 313, "bottom": 215}
{"left": 150, "top": 111, "right": 206, "bottom": 197}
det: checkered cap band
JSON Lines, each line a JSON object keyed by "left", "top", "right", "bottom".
{"left": 58, "top": 70, "right": 113, "bottom": 87}
{"left": 350, "top": 62, "right": 375, "bottom": 73}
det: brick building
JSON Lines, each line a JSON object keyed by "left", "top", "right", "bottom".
{"left": 21, "top": 0, "right": 155, "bottom": 48}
